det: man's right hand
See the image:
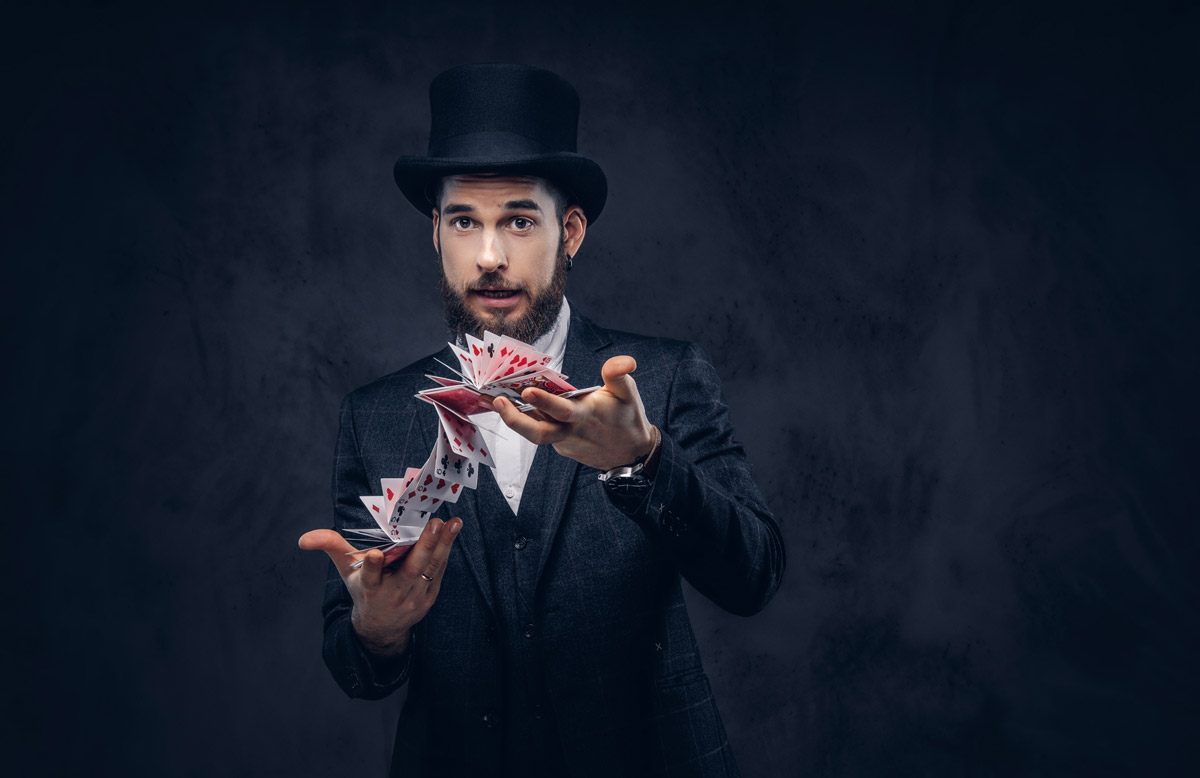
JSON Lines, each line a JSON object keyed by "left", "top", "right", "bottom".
{"left": 298, "top": 517, "right": 463, "bottom": 658}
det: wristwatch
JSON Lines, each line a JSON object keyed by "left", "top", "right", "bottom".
{"left": 598, "top": 427, "right": 660, "bottom": 506}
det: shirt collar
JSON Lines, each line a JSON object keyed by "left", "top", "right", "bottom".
{"left": 453, "top": 296, "right": 572, "bottom": 370}
{"left": 533, "top": 297, "right": 571, "bottom": 372}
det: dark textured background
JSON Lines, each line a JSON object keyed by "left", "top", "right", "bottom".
{"left": 3, "top": 0, "right": 1198, "bottom": 775}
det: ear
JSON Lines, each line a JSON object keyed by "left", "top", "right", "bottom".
{"left": 431, "top": 210, "right": 441, "bottom": 253}
{"left": 562, "top": 205, "right": 587, "bottom": 258}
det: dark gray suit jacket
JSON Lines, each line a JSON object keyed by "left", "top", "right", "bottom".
{"left": 319, "top": 309, "right": 785, "bottom": 777}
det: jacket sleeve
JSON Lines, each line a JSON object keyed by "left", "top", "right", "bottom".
{"left": 319, "top": 392, "right": 412, "bottom": 699}
{"left": 621, "top": 342, "right": 786, "bottom": 616}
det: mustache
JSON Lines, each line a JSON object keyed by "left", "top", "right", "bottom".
{"left": 467, "top": 271, "right": 527, "bottom": 292}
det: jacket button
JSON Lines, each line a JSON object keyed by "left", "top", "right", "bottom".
{"left": 523, "top": 623, "right": 536, "bottom": 639}
{"left": 482, "top": 709, "right": 499, "bottom": 728}
{"left": 514, "top": 536, "right": 528, "bottom": 550}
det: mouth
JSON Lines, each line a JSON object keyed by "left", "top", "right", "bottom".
{"left": 469, "top": 287, "right": 524, "bottom": 310}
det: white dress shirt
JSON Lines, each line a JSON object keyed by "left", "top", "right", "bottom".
{"left": 473, "top": 297, "right": 572, "bottom": 514}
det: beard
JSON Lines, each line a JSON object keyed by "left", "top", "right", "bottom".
{"left": 439, "top": 240, "right": 569, "bottom": 344}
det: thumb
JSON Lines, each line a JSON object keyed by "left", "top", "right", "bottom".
{"left": 299, "top": 529, "right": 357, "bottom": 577}
{"left": 600, "top": 355, "right": 638, "bottom": 402}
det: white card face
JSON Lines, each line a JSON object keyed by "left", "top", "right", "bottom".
{"left": 449, "top": 343, "right": 476, "bottom": 385}
{"left": 434, "top": 404, "right": 495, "bottom": 468}
{"left": 483, "top": 341, "right": 552, "bottom": 386}
{"left": 482, "top": 331, "right": 504, "bottom": 378}
{"left": 359, "top": 495, "right": 392, "bottom": 534}
{"left": 391, "top": 508, "right": 429, "bottom": 531}
{"left": 463, "top": 334, "right": 490, "bottom": 384}
{"left": 434, "top": 426, "right": 479, "bottom": 491}
{"left": 395, "top": 447, "right": 446, "bottom": 512}
{"left": 380, "top": 477, "right": 410, "bottom": 519}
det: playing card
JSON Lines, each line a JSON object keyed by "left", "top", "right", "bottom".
{"left": 449, "top": 343, "right": 476, "bottom": 384}
{"left": 347, "top": 327, "right": 567, "bottom": 554}
{"left": 359, "top": 495, "right": 391, "bottom": 534}
{"left": 433, "top": 426, "right": 479, "bottom": 491}
{"left": 481, "top": 342, "right": 552, "bottom": 385}
{"left": 464, "top": 333, "right": 491, "bottom": 381}
{"left": 417, "top": 384, "right": 492, "bottom": 418}
{"left": 434, "top": 404, "right": 496, "bottom": 468}
{"left": 493, "top": 368, "right": 577, "bottom": 396}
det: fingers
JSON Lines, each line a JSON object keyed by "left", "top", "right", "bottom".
{"left": 420, "top": 516, "right": 462, "bottom": 593}
{"left": 520, "top": 388, "right": 578, "bottom": 422}
{"left": 358, "top": 549, "right": 385, "bottom": 590}
{"left": 394, "top": 517, "right": 460, "bottom": 590}
{"left": 600, "top": 355, "right": 639, "bottom": 402}
{"left": 298, "top": 529, "right": 358, "bottom": 578}
{"left": 493, "top": 396, "right": 566, "bottom": 445}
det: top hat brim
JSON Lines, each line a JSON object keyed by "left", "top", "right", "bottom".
{"left": 393, "top": 152, "right": 608, "bottom": 224}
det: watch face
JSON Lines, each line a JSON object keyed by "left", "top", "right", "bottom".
{"left": 604, "top": 473, "right": 650, "bottom": 494}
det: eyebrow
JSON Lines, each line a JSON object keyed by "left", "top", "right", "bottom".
{"left": 441, "top": 200, "right": 543, "bottom": 216}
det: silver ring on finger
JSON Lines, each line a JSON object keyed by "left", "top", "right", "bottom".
{"left": 420, "top": 573, "right": 434, "bottom": 582}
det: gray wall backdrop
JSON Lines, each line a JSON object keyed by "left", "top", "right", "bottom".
{"left": 4, "top": 0, "right": 1197, "bottom": 775}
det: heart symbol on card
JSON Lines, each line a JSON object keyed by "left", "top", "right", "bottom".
{"left": 436, "top": 479, "right": 445, "bottom": 489}
{"left": 408, "top": 491, "right": 417, "bottom": 499}
{"left": 424, "top": 474, "right": 433, "bottom": 486}
{"left": 450, "top": 483, "right": 460, "bottom": 494}
{"left": 386, "top": 488, "right": 394, "bottom": 500}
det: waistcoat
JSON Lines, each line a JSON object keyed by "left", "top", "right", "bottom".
{"left": 475, "top": 455, "right": 568, "bottom": 774}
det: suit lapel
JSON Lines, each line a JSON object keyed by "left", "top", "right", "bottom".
{"left": 528, "top": 309, "right": 612, "bottom": 593}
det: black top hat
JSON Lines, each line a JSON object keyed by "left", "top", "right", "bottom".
{"left": 393, "top": 64, "right": 608, "bottom": 223}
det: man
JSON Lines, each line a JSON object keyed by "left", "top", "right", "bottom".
{"left": 299, "top": 64, "right": 785, "bottom": 777}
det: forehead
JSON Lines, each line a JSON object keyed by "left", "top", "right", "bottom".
{"left": 439, "top": 174, "right": 554, "bottom": 209}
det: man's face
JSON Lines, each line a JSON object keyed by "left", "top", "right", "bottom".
{"left": 434, "top": 175, "right": 584, "bottom": 342}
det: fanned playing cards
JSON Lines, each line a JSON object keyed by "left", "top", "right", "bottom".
{"left": 344, "top": 330, "right": 599, "bottom": 567}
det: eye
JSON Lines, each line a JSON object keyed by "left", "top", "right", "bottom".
{"left": 510, "top": 217, "right": 534, "bottom": 231}
{"left": 453, "top": 217, "right": 476, "bottom": 230}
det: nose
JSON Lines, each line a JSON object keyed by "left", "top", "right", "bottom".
{"left": 477, "top": 228, "right": 507, "bottom": 272}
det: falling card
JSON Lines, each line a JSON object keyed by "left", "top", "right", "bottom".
{"left": 342, "top": 328, "right": 593, "bottom": 558}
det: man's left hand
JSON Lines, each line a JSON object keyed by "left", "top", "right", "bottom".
{"left": 490, "top": 355, "right": 655, "bottom": 471}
